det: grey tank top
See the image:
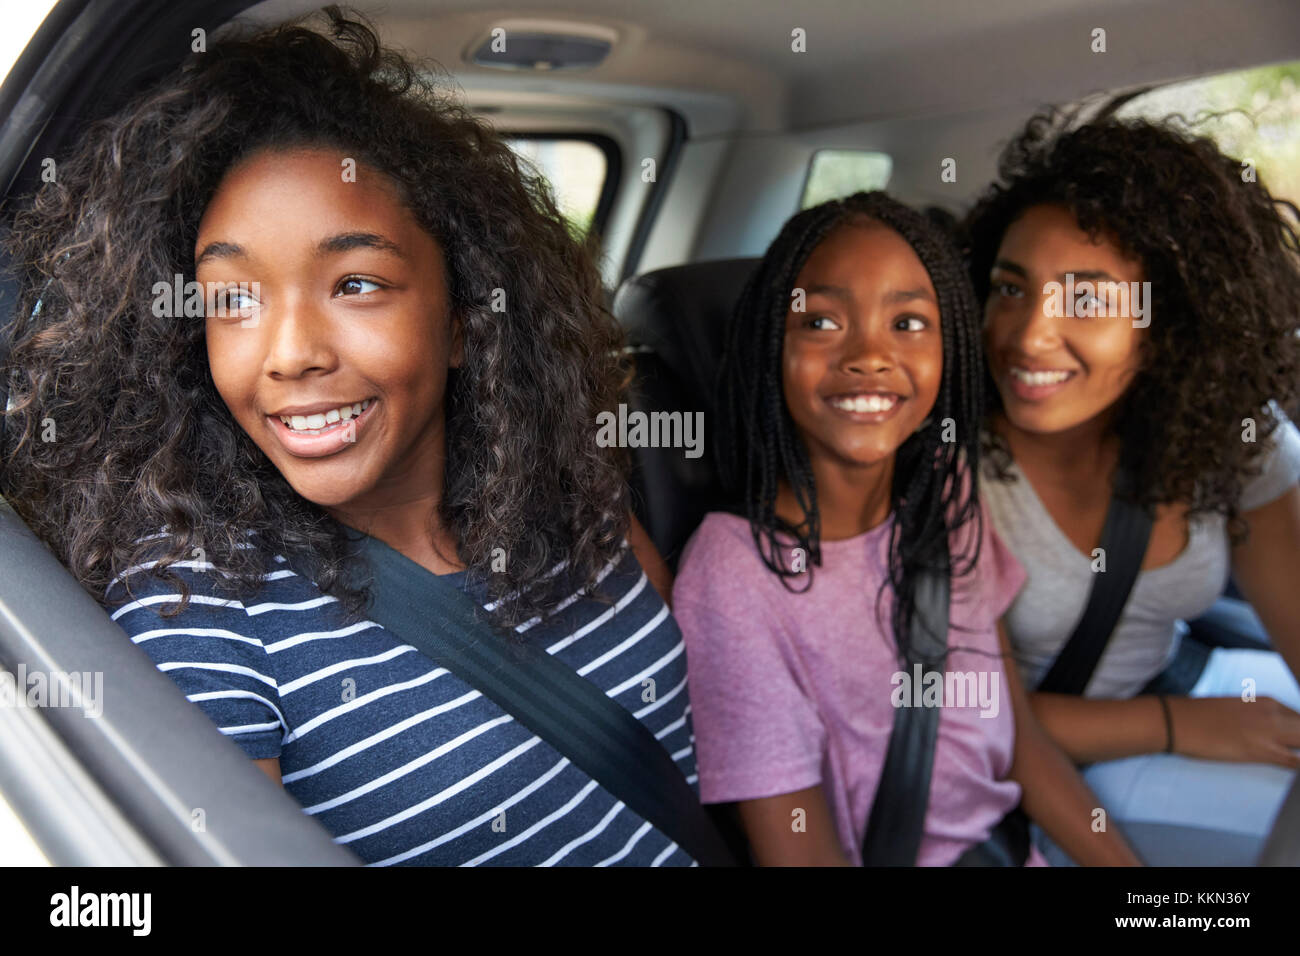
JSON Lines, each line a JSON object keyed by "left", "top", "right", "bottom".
{"left": 980, "top": 404, "right": 1300, "bottom": 698}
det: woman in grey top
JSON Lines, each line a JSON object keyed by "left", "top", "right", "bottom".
{"left": 963, "top": 108, "right": 1300, "bottom": 864}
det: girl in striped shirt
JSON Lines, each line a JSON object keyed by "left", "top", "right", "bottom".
{"left": 2, "top": 10, "right": 695, "bottom": 865}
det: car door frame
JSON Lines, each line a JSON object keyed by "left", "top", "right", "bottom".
{"left": 0, "top": 0, "right": 359, "bottom": 866}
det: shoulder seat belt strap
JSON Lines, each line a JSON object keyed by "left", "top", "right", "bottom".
{"left": 319, "top": 534, "right": 737, "bottom": 867}
{"left": 1036, "top": 486, "right": 1154, "bottom": 695}
{"left": 861, "top": 565, "right": 950, "bottom": 866}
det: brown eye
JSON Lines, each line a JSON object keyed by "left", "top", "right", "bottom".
{"left": 336, "top": 276, "right": 382, "bottom": 296}
{"left": 206, "top": 284, "right": 259, "bottom": 317}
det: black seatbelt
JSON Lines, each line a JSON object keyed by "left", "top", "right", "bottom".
{"left": 950, "top": 475, "right": 1151, "bottom": 865}
{"left": 1036, "top": 481, "right": 1153, "bottom": 695}
{"left": 313, "top": 534, "right": 737, "bottom": 867}
{"left": 951, "top": 806, "right": 1031, "bottom": 866}
{"left": 861, "top": 563, "right": 950, "bottom": 866}
{"left": 860, "top": 556, "right": 1034, "bottom": 867}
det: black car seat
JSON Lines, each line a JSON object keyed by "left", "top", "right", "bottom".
{"left": 612, "top": 257, "right": 759, "bottom": 864}
{"left": 612, "top": 257, "right": 758, "bottom": 570}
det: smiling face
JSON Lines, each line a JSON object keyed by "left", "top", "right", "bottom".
{"left": 782, "top": 220, "right": 943, "bottom": 475}
{"left": 196, "top": 146, "right": 461, "bottom": 517}
{"left": 984, "top": 203, "right": 1147, "bottom": 435}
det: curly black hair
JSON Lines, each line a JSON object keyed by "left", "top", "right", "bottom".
{"left": 964, "top": 106, "right": 1300, "bottom": 542}
{"left": 717, "top": 191, "right": 986, "bottom": 666}
{"left": 0, "top": 7, "right": 630, "bottom": 627}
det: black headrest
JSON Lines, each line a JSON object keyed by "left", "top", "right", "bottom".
{"left": 611, "top": 258, "right": 759, "bottom": 566}
{"left": 613, "top": 257, "right": 758, "bottom": 410}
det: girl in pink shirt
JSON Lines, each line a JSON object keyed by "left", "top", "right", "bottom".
{"left": 673, "top": 192, "right": 1140, "bottom": 866}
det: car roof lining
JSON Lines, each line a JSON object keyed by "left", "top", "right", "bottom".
{"left": 237, "top": 0, "right": 1300, "bottom": 134}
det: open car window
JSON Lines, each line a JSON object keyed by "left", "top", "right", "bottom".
{"left": 503, "top": 134, "right": 618, "bottom": 239}
{"left": 1119, "top": 59, "right": 1300, "bottom": 206}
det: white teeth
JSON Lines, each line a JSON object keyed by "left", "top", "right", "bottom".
{"left": 279, "top": 399, "right": 372, "bottom": 433}
{"left": 830, "top": 394, "right": 897, "bottom": 413}
{"left": 1011, "top": 368, "right": 1072, "bottom": 386}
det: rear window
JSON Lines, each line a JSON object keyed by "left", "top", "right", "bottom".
{"left": 800, "top": 149, "right": 892, "bottom": 209}
{"left": 1119, "top": 59, "right": 1300, "bottom": 207}
{"left": 503, "top": 135, "right": 615, "bottom": 239}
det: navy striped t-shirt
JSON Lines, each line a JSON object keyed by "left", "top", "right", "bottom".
{"left": 103, "top": 534, "right": 700, "bottom": 866}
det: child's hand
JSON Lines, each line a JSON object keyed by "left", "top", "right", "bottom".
{"left": 1168, "top": 696, "right": 1300, "bottom": 769}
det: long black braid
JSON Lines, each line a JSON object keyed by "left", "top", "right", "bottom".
{"left": 716, "top": 191, "right": 986, "bottom": 666}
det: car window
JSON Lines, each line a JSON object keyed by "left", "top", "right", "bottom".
{"left": 1119, "top": 59, "right": 1300, "bottom": 206}
{"left": 0, "top": 0, "right": 56, "bottom": 85}
{"left": 801, "top": 149, "right": 892, "bottom": 209}
{"left": 504, "top": 135, "right": 613, "bottom": 239}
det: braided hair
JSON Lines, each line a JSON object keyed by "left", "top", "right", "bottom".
{"left": 716, "top": 191, "right": 986, "bottom": 665}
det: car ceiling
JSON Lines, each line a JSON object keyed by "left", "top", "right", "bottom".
{"left": 239, "top": 0, "right": 1300, "bottom": 134}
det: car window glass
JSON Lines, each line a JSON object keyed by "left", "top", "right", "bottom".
{"left": 0, "top": 0, "right": 58, "bottom": 85}
{"left": 801, "top": 149, "right": 892, "bottom": 209}
{"left": 1120, "top": 60, "right": 1300, "bottom": 206}
{"left": 504, "top": 136, "right": 608, "bottom": 239}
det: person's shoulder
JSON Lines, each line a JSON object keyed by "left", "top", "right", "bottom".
{"left": 1240, "top": 402, "right": 1300, "bottom": 512}
{"left": 939, "top": 460, "right": 1028, "bottom": 623}
{"left": 672, "top": 511, "right": 784, "bottom": 615}
{"left": 675, "top": 511, "right": 763, "bottom": 579}
{"left": 102, "top": 532, "right": 302, "bottom": 760}
{"left": 973, "top": 442, "right": 1035, "bottom": 558}
{"left": 105, "top": 532, "right": 236, "bottom": 612}
{"left": 102, "top": 528, "right": 332, "bottom": 638}
{"left": 972, "top": 495, "right": 1027, "bottom": 612}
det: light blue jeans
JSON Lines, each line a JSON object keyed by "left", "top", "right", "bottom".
{"left": 1034, "top": 647, "right": 1300, "bottom": 866}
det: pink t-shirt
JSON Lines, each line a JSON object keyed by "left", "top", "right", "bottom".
{"left": 672, "top": 500, "right": 1048, "bottom": 866}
